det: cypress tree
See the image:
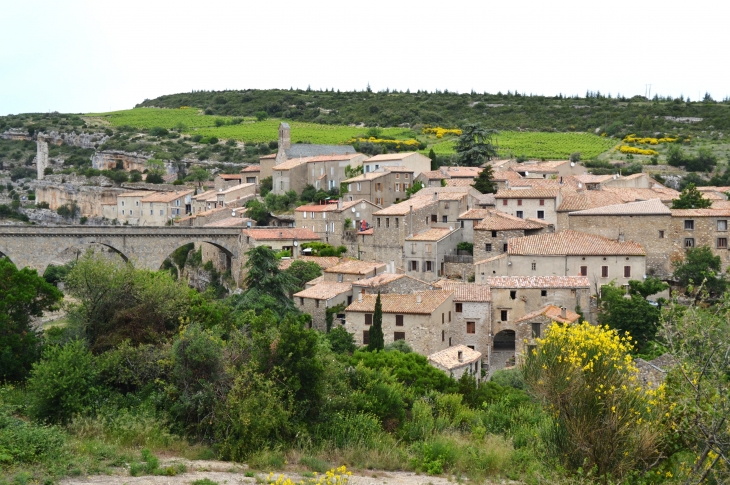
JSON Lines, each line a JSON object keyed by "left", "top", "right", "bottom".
{"left": 368, "top": 292, "right": 384, "bottom": 351}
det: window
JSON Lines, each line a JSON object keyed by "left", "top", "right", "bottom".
{"left": 517, "top": 199, "right": 522, "bottom": 206}
{"left": 338, "top": 273, "right": 343, "bottom": 283}
{"left": 386, "top": 218, "right": 390, "bottom": 228}
{"left": 580, "top": 266, "right": 588, "bottom": 276}
{"left": 624, "top": 266, "right": 631, "bottom": 277}
{"left": 442, "top": 330, "right": 445, "bottom": 342}
{"left": 531, "top": 262, "right": 537, "bottom": 271}
{"left": 719, "top": 220, "right": 728, "bottom": 231}
{"left": 377, "top": 217, "right": 381, "bottom": 228}
{"left": 395, "top": 218, "right": 399, "bottom": 228}
{"left": 442, "top": 215, "right": 447, "bottom": 223}
{"left": 601, "top": 266, "right": 609, "bottom": 278}
{"left": 431, "top": 214, "right": 437, "bottom": 222}
{"left": 395, "top": 173, "right": 400, "bottom": 179}
{"left": 537, "top": 210, "right": 545, "bottom": 219}
{"left": 410, "top": 260, "right": 418, "bottom": 271}
{"left": 659, "top": 230, "right": 664, "bottom": 238}
{"left": 395, "top": 183, "right": 400, "bottom": 192}
{"left": 719, "top": 238, "right": 728, "bottom": 249}
{"left": 685, "top": 220, "right": 694, "bottom": 230}
{"left": 363, "top": 330, "right": 370, "bottom": 345}
{"left": 121, "top": 201, "right": 125, "bottom": 206}
{"left": 303, "top": 212, "right": 307, "bottom": 219}
{"left": 357, "top": 182, "right": 361, "bottom": 191}
{"left": 685, "top": 238, "right": 695, "bottom": 248}
{"left": 160, "top": 210, "right": 164, "bottom": 216}
{"left": 516, "top": 211, "right": 524, "bottom": 219}
{"left": 539, "top": 199, "right": 545, "bottom": 206}
{"left": 405, "top": 173, "right": 409, "bottom": 179}
{"left": 466, "top": 321, "right": 476, "bottom": 334}
{"left": 150, "top": 210, "right": 153, "bottom": 215}
{"left": 502, "top": 199, "right": 508, "bottom": 206}
{"left": 448, "top": 311, "right": 451, "bottom": 322}
{"left": 425, "top": 243, "right": 432, "bottom": 253}
{"left": 425, "top": 261, "right": 433, "bottom": 271}
{"left": 315, "top": 300, "right": 320, "bottom": 308}
{"left": 491, "top": 230, "right": 497, "bottom": 237}
{"left": 390, "top": 314, "right": 403, "bottom": 327}
{"left": 375, "top": 183, "right": 382, "bottom": 191}
{"left": 532, "top": 323, "right": 541, "bottom": 338}
{"left": 121, "top": 210, "right": 125, "bottom": 215}
{"left": 485, "top": 243, "right": 492, "bottom": 252}
{"left": 175, "top": 200, "right": 180, "bottom": 206}
{"left": 365, "top": 314, "right": 373, "bottom": 325}
{"left": 510, "top": 290, "right": 516, "bottom": 299}
{"left": 394, "top": 332, "right": 405, "bottom": 341}
{"left": 442, "top": 313, "right": 444, "bottom": 324}
{"left": 503, "top": 243, "right": 508, "bottom": 252}
{"left": 500, "top": 310, "right": 508, "bottom": 321}
{"left": 541, "top": 289, "right": 547, "bottom": 297}
{"left": 136, "top": 201, "right": 139, "bottom": 206}
{"left": 455, "top": 303, "right": 463, "bottom": 313}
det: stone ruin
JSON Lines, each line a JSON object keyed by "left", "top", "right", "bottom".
{"left": 36, "top": 137, "right": 49, "bottom": 180}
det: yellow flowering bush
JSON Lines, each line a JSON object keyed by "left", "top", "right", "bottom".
{"left": 523, "top": 322, "right": 665, "bottom": 479}
{"left": 346, "top": 137, "right": 422, "bottom": 150}
{"left": 623, "top": 134, "right": 678, "bottom": 145}
{"left": 267, "top": 466, "right": 352, "bottom": 485}
{"left": 422, "top": 126, "right": 463, "bottom": 138}
{"left": 620, "top": 145, "right": 659, "bottom": 156}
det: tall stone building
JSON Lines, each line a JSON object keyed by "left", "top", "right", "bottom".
{"left": 36, "top": 138, "right": 49, "bottom": 180}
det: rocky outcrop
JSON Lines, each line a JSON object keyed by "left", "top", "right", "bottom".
{"left": 37, "top": 130, "right": 110, "bottom": 149}
{"left": 32, "top": 182, "right": 126, "bottom": 218}
{"left": 1, "top": 129, "right": 31, "bottom": 141}
{"left": 92, "top": 150, "right": 151, "bottom": 171}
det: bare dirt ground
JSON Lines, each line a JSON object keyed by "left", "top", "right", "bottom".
{"left": 59, "top": 458, "right": 490, "bottom": 485}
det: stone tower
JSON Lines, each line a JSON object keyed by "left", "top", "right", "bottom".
{"left": 278, "top": 122, "right": 291, "bottom": 151}
{"left": 36, "top": 137, "right": 49, "bottom": 180}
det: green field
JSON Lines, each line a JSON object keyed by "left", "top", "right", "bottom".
{"left": 427, "top": 132, "right": 618, "bottom": 160}
{"left": 87, "top": 108, "right": 618, "bottom": 160}
{"left": 86, "top": 108, "right": 413, "bottom": 145}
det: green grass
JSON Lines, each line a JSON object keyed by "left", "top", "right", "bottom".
{"left": 426, "top": 131, "right": 618, "bottom": 160}
{"left": 86, "top": 108, "right": 413, "bottom": 145}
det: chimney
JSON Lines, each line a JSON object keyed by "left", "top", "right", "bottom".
{"left": 279, "top": 231, "right": 283, "bottom": 237}
{"left": 561, "top": 306, "right": 567, "bottom": 318}
{"left": 433, "top": 192, "right": 438, "bottom": 201}
{"left": 416, "top": 294, "right": 422, "bottom": 304}
{"left": 337, "top": 199, "right": 342, "bottom": 209}
{"left": 358, "top": 293, "right": 363, "bottom": 302}
{"left": 458, "top": 350, "right": 463, "bottom": 362}
{"left": 409, "top": 205, "right": 414, "bottom": 237}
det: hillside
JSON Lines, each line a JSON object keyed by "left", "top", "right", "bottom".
{"left": 137, "top": 88, "right": 730, "bottom": 136}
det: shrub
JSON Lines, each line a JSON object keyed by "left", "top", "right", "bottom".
{"left": 27, "top": 340, "right": 101, "bottom": 424}
{"left": 0, "top": 399, "right": 66, "bottom": 465}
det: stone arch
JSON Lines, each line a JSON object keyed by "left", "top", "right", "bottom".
{"left": 46, "top": 241, "right": 129, "bottom": 275}
{"left": 493, "top": 329, "right": 516, "bottom": 350}
{"left": 0, "top": 248, "right": 16, "bottom": 267}
{"left": 491, "top": 329, "right": 516, "bottom": 371}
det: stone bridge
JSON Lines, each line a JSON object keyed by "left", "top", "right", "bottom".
{"left": 0, "top": 226, "right": 244, "bottom": 279}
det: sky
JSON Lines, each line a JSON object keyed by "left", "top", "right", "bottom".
{"left": 1, "top": 0, "right": 729, "bottom": 116}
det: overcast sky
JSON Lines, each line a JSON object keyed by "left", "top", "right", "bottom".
{"left": 2, "top": 0, "right": 729, "bottom": 116}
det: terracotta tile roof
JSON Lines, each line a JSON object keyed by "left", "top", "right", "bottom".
{"left": 475, "top": 193, "right": 496, "bottom": 206}
{"left": 324, "top": 259, "right": 387, "bottom": 275}
{"left": 432, "top": 281, "right": 491, "bottom": 302}
{"left": 474, "top": 211, "right": 546, "bottom": 231}
{"left": 218, "top": 174, "right": 242, "bottom": 180}
{"left": 406, "top": 227, "right": 454, "bottom": 242}
{"left": 420, "top": 170, "right": 447, "bottom": 180}
{"left": 525, "top": 217, "right": 552, "bottom": 227}
{"left": 671, "top": 209, "right": 730, "bottom": 217}
{"left": 366, "top": 152, "right": 421, "bottom": 161}
{"left": 344, "top": 171, "right": 389, "bottom": 183}
{"left": 346, "top": 290, "right": 453, "bottom": 314}
{"left": 511, "top": 164, "right": 559, "bottom": 174}
{"left": 242, "top": 228, "right": 320, "bottom": 240}
{"left": 444, "top": 178, "right": 476, "bottom": 187}
{"left": 193, "top": 189, "right": 218, "bottom": 201}
{"left": 495, "top": 188, "right": 560, "bottom": 199}
{"left": 442, "top": 166, "right": 482, "bottom": 178}
{"left": 484, "top": 275, "right": 590, "bottom": 289}
{"left": 304, "top": 275, "right": 324, "bottom": 286}
{"left": 700, "top": 191, "right": 725, "bottom": 201}
{"left": 351, "top": 273, "right": 406, "bottom": 287}
{"left": 117, "top": 191, "right": 154, "bottom": 197}
{"left": 295, "top": 202, "right": 342, "bottom": 212}
{"left": 492, "top": 170, "right": 523, "bottom": 182}
{"left": 204, "top": 217, "right": 253, "bottom": 227}
{"left": 218, "top": 183, "right": 254, "bottom": 194}
{"left": 273, "top": 157, "right": 313, "bottom": 170}
{"left": 510, "top": 178, "right": 562, "bottom": 188}
{"left": 459, "top": 209, "right": 495, "bottom": 220}
{"left": 711, "top": 200, "right": 730, "bottom": 209}
{"left": 259, "top": 153, "right": 277, "bottom": 159}
{"left": 568, "top": 199, "right": 671, "bottom": 216}
{"left": 603, "top": 187, "right": 680, "bottom": 203}
{"left": 278, "top": 256, "right": 342, "bottom": 271}
{"left": 241, "top": 165, "right": 261, "bottom": 172}
{"left": 357, "top": 228, "right": 374, "bottom": 235}
{"left": 557, "top": 191, "right": 625, "bottom": 212}
{"left": 509, "top": 230, "right": 645, "bottom": 256}
{"left": 428, "top": 345, "right": 482, "bottom": 370}
{"left": 385, "top": 166, "right": 416, "bottom": 173}
{"left": 307, "top": 153, "right": 364, "bottom": 162}
{"left": 514, "top": 304, "right": 581, "bottom": 324}
{"left": 373, "top": 196, "right": 437, "bottom": 215}
{"left": 419, "top": 186, "right": 475, "bottom": 196}
{"left": 699, "top": 186, "right": 730, "bottom": 193}
{"left": 140, "top": 189, "right": 193, "bottom": 203}
{"left": 473, "top": 253, "right": 508, "bottom": 265}
{"left": 574, "top": 174, "right": 615, "bottom": 184}
{"left": 294, "top": 282, "right": 352, "bottom": 300}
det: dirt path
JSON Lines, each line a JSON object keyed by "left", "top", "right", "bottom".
{"left": 60, "top": 459, "right": 470, "bottom": 485}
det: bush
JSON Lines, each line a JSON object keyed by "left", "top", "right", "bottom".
{"left": 27, "top": 340, "right": 101, "bottom": 424}
{"left": 0, "top": 398, "right": 66, "bottom": 465}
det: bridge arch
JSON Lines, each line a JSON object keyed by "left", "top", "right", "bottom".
{"left": 45, "top": 241, "right": 130, "bottom": 275}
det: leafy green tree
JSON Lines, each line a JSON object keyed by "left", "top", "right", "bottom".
{"left": 367, "top": 292, "right": 384, "bottom": 351}
{"left": 405, "top": 180, "right": 423, "bottom": 199}
{"left": 300, "top": 184, "right": 317, "bottom": 203}
{"left": 235, "top": 246, "right": 296, "bottom": 316}
{"left": 454, "top": 123, "right": 498, "bottom": 167}
{"left": 599, "top": 278, "right": 667, "bottom": 351}
{"left": 666, "top": 144, "right": 685, "bottom": 167}
{"left": 673, "top": 245, "right": 727, "bottom": 296}
{"left": 259, "top": 176, "right": 273, "bottom": 197}
{"left": 326, "top": 326, "right": 356, "bottom": 354}
{"left": 671, "top": 183, "right": 712, "bottom": 209}
{"left": 472, "top": 165, "right": 497, "bottom": 194}
{"left": 244, "top": 199, "right": 269, "bottom": 225}
{"left": 188, "top": 167, "right": 210, "bottom": 187}
{"left": 284, "top": 260, "right": 322, "bottom": 293}
{"left": 0, "top": 258, "right": 62, "bottom": 382}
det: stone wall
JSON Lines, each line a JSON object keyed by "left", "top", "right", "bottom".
{"left": 670, "top": 215, "right": 730, "bottom": 272}
{"left": 443, "top": 262, "right": 474, "bottom": 280}
{"left": 450, "top": 301, "right": 491, "bottom": 357}
{"left": 474, "top": 229, "right": 524, "bottom": 262}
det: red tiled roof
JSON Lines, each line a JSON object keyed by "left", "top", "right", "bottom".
{"left": 294, "top": 282, "right": 352, "bottom": 300}
{"left": 278, "top": 256, "right": 341, "bottom": 271}
{"left": 242, "top": 228, "right": 320, "bottom": 240}
{"left": 671, "top": 209, "right": 730, "bottom": 217}
{"left": 406, "top": 227, "right": 454, "bottom": 242}
{"left": 218, "top": 174, "right": 242, "bottom": 180}
{"left": 346, "top": 290, "right": 453, "bottom": 314}
{"left": 325, "top": 259, "right": 387, "bottom": 275}
{"left": 429, "top": 345, "right": 481, "bottom": 370}
{"left": 140, "top": 190, "right": 193, "bottom": 203}
{"left": 474, "top": 211, "right": 546, "bottom": 231}
{"left": 241, "top": 165, "right": 261, "bottom": 172}
{"left": 508, "top": 230, "right": 645, "bottom": 256}
{"left": 514, "top": 304, "right": 581, "bottom": 324}
{"left": 432, "top": 281, "right": 491, "bottom": 302}
{"left": 568, "top": 199, "right": 671, "bottom": 216}
{"left": 495, "top": 188, "right": 560, "bottom": 199}
{"left": 484, "top": 276, "right": 590, "bottom": 288}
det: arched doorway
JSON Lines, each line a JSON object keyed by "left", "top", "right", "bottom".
{"left": 491, "top": 329, "right": 516, "bottom": 371}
